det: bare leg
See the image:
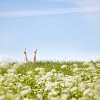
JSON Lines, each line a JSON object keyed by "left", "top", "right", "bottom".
{"left": 24, "top": 48, "right": 29, "bottom": 63}
{"left": 33, "top": 49, "right": 37, "bottom": 63}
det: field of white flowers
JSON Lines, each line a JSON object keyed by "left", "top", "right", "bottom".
{"left": 0, "top": 61, "right": 100, "bottom": 100}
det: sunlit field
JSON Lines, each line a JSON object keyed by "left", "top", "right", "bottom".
{"left": 0, "top": 61, "right": 100, "bottom": 100}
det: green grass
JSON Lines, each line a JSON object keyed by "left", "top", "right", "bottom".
{"left": 0, "top": 61, "right": 100, "bottom": 100}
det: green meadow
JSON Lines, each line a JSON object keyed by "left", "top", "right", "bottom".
{"left": 0, "top": 61, "right": 100, "bottom": 100}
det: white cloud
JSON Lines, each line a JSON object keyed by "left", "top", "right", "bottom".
{"left": 47, "top": 0, "right": 100, "bottom": 7}
{"left": 73, "top": 0, "right": 100, "bottom": 7}
{"left": 0, "top": 7, "right": 100, "bottom": 18}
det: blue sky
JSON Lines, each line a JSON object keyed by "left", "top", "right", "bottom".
{"left": 0, "top": 0, "right": 100, "bottom": 61}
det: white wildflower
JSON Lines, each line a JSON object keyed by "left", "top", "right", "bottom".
{"left": 50, "top": 97, "right": 58, "bottom": 100}
{"left": 87, "top": 83, "right": 94, "bottom": 88}
{"left": 35, "top": 68, "right": 40, "bottom": 71}
{"left": 70, "top": 87, "right": 77, "bottom": 92}
{"left": 61, "top": 94, "right": 68, "bottom": 100}
{"left": 14, "top": 94, "right": 21, "bottom": 100}
{"left": 93, "top": 75, "right": 100, "bottom": 80}
{"left": 67, "top": 76, "right": 72, "bottom": 79}
{"left": 88, "top": 92, "right": 93, "bottom": 97}
{"left": 83, "top": 88, "right": 91, "bottom": 95}
{"left": 60, "top": 83, "right": 65, "bottom": 87}
{"left": 20, "top": 88, "right": 31, "bottom": 96}
{"left": 24, "top": 86, "right": 31, "bottom": 89}
{"left": 52, "top": 82, "right": 60, "bottom": 87}
{"left": 6, "top": 93, "right": 14, "bottom": 99}
{"left": 46, "top": 71, "right": 53, "bottom": 78}
{"left": 94, "top": 95, "right": 100, "bottom": 100}
{"left": 0, "top": 95, "right": 5, "bottom": 100}
{"left": 61, "top": 65, "right": 66, "bottom": 69}
{"left": 58, "top": 73, "right": 64, "bottom": 77}
{"left": 79, "top": 82, "right": 86, "bottom": 91}
{"left": 24, "top": 98, "right": 29, "bottom": 100}
{"left": 13, "top": 63, "right": 20, "bottom": 69}
{"left": 88, "top": 63, "right": 94, "bottom": 66}
{"left": 73, "top": 68, "right": 79, "bottom": 72}
{"left": 7, "top": 68, "right": 16, "bottom": 73}
{"left": 37, "top": 94, "right": 43, "bottom": 100}
{"left": 51, "top": 89, "right": 58, "bottom": 95}
{"left": 65, "top": 76, "right": 73, "bottom": 83}
{"left": 88, "top": 65, "right": 95, "bottom": 71}
{"left": 65, "top": 81, "right": 73, "bottom": 87}
{"left": 71, "top": 98, "right": 77, "bottom": 100}
{"left": 45, "top": 82, "right": 52, "bottom": 91}
{"left": 62, "top": 89, "right": 68, "bottom": 93}
{"left": 35, "top": 75, "right": 40, "bottom": 83}
{"left": 96, "top": 63, "right": 100, "bottom": 68}
{"left": 26, "top": 71, "right": 33, "bottom": 75}
{"left": 8, "top": 90, "right": 13, "bottom": 93}
{"left": 51, "top": 69, "right": 56, "bottom": 73}
{"left": 78, "top": 97, "right": 90, "bottom": 100}
{"left": 73, "top": 64, "right": 78, "bottom": 67}
{"left": 16, "top": 82, "right": 23, "bottom": 89}
{"left": 0, "top": 76, "right": 4, "bottom": 83}
{"left": 35, "top": 68, "right": 44, "bottom": 72}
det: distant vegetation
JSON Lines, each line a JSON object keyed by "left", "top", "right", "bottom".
{"left": 0, "top": 61, "right": 100, "bottom": 100}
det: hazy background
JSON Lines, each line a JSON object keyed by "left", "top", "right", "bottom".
{"left": 0, "top": 0, "right": 100, "bottom": 62}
